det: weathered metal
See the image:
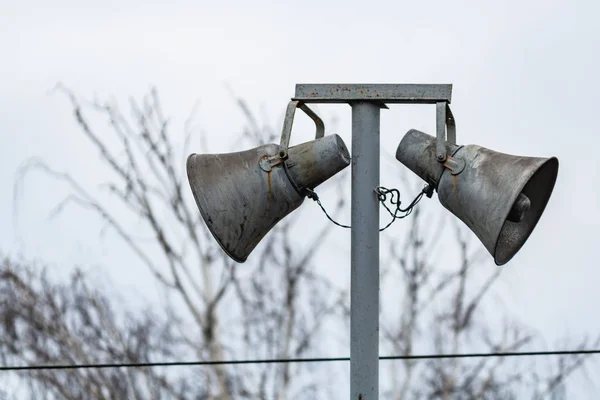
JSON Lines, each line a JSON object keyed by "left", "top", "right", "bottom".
{"left": 293, "top": 83, "right": 452, "bottom": 104}
{"left": 280, "top": 100, "right": 324, "bottom": 148}
{"left": 507, "top": 193, "right": 532, "bottom": 223}
{"left": 396, "top": 129, "right": 559, "bottom": 265}
{"left": 187, "top": 99, "right": 351, "bottom": 262}
{"left": 285, "top": 134, "right": 350, "bottom": 190}
{"left": 292, "top": 83, "right": 457, "bottom": 400}
{"left": 442, "top": 155, "right": 466, "bottom": 175}
{"left": 435, "top": 101, "right": 457, "bottom": 161}
{"left": 187, "top": 133, "right": 350, "bottom": 263}
{"left": 350, "top": 102, "right": 380, "bottom": 400}
{"left": 395, "top": 129, "right": 461, "bottom": 188}
{"left": 186, "top": 82, "right": 560, "bottom": 398}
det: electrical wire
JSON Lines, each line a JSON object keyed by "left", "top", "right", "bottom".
{"left": 2, "top": 349, "right": 599, "bottom": 371}
{"left": 305, "top": 184, "right": 433, "bottom": 232}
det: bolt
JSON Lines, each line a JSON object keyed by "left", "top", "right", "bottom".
{"left": 437, "top": 154, "right": 445, "bottom": 161}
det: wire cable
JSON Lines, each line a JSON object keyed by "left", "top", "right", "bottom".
{"left": 3, "top": 349, "right": 599, "bottom": 371}
{"left": 305, "top": 184, "right": 433, "bottom": 232}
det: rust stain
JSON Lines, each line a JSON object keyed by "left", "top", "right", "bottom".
{"left": 266, "top": 170, "right": 273, "bottom": 199}
{"left": 442, "top": 157, "right": 460, "bottom": 194}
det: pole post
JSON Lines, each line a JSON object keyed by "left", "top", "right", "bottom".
{"left": 350, "top": 101, "right": 380, "bottom": 399}
{"left": 293, "top": 83, "right": 452, "bottom": 399}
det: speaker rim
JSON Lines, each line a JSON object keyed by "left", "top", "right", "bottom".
{"left": 493, "top": 156, "right": 559, "bottom": 265}
{"left": 186, "top": 153, "right": 249, "bottom": 263}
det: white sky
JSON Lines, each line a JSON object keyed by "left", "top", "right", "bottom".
{"left": 1, "top": 0, "right": 600, "bottom": 396}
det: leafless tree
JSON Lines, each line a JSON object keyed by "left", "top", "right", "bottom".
{"left": 0, "top": 256, "right": 196, "bottom": 399}
{"left": 379, "top": 188, "right": 597, "bottom": 399}
{"left": 4, "top": 87, "right": 597, "bottom": 399}
{"left": 9, "top": 86, "right": 346, "bottom": 399}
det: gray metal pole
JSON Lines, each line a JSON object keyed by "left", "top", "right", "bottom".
{"left": 350, "top": 101, "right": 380, "bottom": 399}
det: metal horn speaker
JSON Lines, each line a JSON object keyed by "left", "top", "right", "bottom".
{"left": 187, "top": 101, "right": 350, "bottom": 262}
{"left": 396, "top": 128, "right": 558, "bottom": 266}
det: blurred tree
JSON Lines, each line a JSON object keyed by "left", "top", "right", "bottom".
{"left": 8, "top": 87, "right": 346, "bottom": 399}
{"left": 379, "top": 203, "right": 595, "bottom": 399}
{"left": 0, "top": 257, "right": 197, "bottom": 399}
{"left": 2, "top": 87, "right": 596, "bottom": 399}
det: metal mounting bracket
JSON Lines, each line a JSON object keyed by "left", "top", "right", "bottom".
{"left": 435, "top": 101, "right": 457, "bottom": 162}
{"left": 279, "top": 100, "right": 325, "bottom": 150}
{"left": 259, "top": 152, "right": 286, "bottom": 172}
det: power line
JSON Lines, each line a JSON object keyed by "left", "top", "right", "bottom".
{"left": 379, "top": 349, "right": 600, "bottom": 360}
{"left": 2, "top": 349, "right": 599, "bottom": 372}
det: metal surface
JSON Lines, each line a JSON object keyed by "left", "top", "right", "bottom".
{"left": 280, "top": 100, "right": 325, "bottom": 149}
{"left": 438, "top": 146, "right": 558, "bottom": 265}
{"left": 506, "top": 193, "right": 532, "bottom": 223}
{"left": 396, "top": 129, "right": 461, "bottom": 188}
{"left": 184, "top": 81, "right": 562, "bottom": 397}
{"left": 396, "top": 130, "right": 559, "bottom": 266}
{"left": 259, "top": 152, "right": 286, "bottom": 172}
{"left": 442, "top": 155, "right": 466, "bottom": 175}
{"left": 446, "top": 104, "right": 456, "bottom": 145}
{"left": 285, "top": 134, "right": 350, "bottom": 192}
{"left": 350, "top": 102, "right": 380, "bottom": 400}
{"left": 435, "top": 102, "right": 457, "bottom": 161}
{"left": 294, "top": 84, "right": 452, "bottom": 104}
{"left": 187, "top": 134, "right": 350, "bottom": 263}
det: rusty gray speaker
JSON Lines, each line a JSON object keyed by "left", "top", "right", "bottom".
{"left": 187, "top": 101, "right": 350, "bottom": 262}
{"left": 396, "top": 128, "right": 558, "bottom": 266}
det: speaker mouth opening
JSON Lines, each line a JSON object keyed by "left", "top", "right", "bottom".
{"left": 494, "top": 157, "right": 559, "bottom": 266}
{"left": 186, "top": 153, "right": 249, "bottom": 263}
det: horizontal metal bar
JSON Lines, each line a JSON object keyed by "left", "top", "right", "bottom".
{"left": 293, "top": 84, "right": 452, "bottom": 104}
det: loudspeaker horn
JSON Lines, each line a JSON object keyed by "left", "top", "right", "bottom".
{"left": 396, "top": 129, "right": 558, "bottom": 265}
{"left": 187, "top": 101, "right": 350, "bottom": 262}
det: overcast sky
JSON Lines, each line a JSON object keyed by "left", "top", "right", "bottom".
{"left": 2, "top": 0, "right": 599, "bottom": 396}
